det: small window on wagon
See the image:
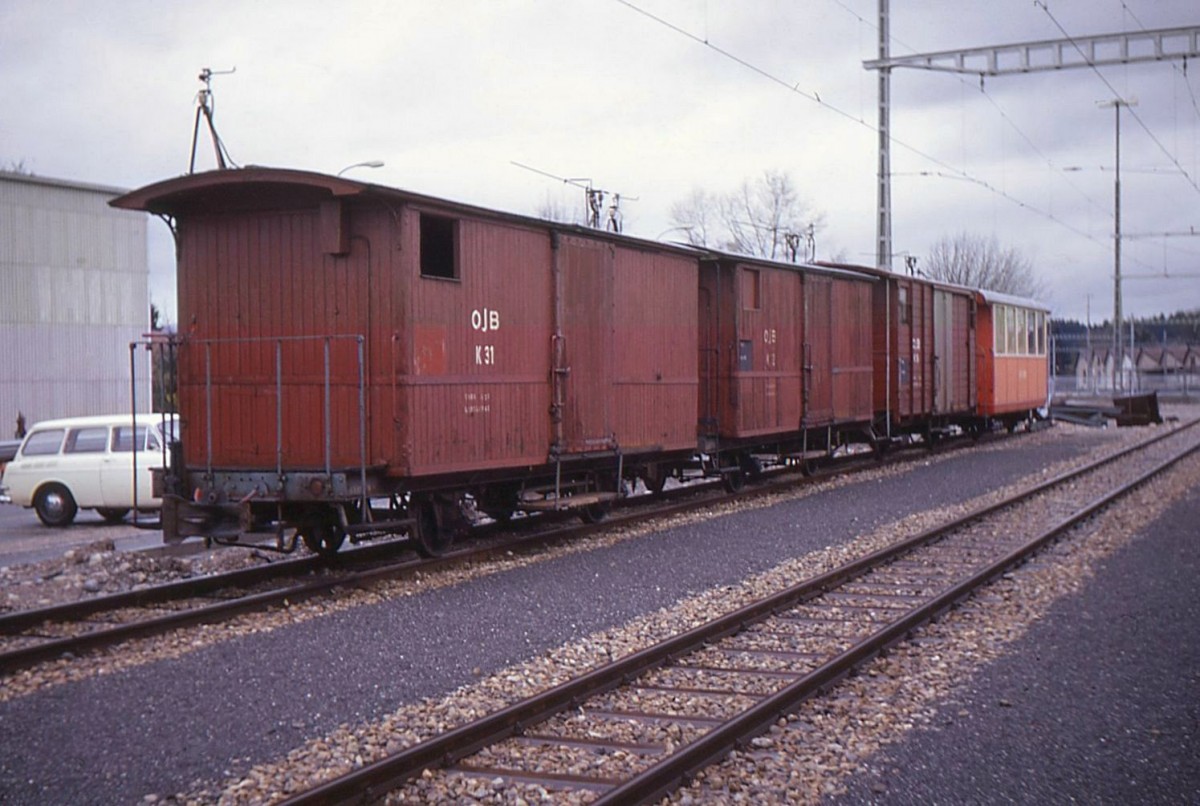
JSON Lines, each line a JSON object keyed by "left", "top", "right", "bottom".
{"left": 994, "top": 305, "right": 1005, "bottom": 354}
{"left": 65, "top": 427, "right": 109, "bottom": 454}
{"left": 898, "top": 286, "right": 910, "bottom": 325}
{"left": 20, "top": 429, "right": 66, "bottom": 456}
{"left": 419, "top": 213, "right": 458, "bottom": 280}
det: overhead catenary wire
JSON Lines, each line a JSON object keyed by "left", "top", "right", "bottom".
{"left": 1035, "top": 0, "right": 1200, "bottom": 196}
{"left": 830, "top": 0, "right": 1116, "bottom": 224}
{"left": 614, "top": 0, "right": 1157, "bottom": 268}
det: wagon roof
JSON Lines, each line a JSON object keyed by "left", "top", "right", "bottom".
{"left": 704, "top": 251, "right": 879, "bottom": 283}
{"left": 973, "top": 287, "right": 1051, "bottom": 312}
{"left": 110, "top": 166, "right": 701, "bottom": 257}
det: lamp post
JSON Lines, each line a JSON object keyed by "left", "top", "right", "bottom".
{"left": 336, "top": 160, "right": 384, "bottom": 177}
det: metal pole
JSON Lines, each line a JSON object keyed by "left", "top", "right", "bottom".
{"left": 1114, "top": 101, "right": 1123, "bottom": 391}
{"left": 205, "top": 343, "right": 213, "bottom": 480}
{"left": 357, "top": 336, "right": 368, "bottom": 516}
{"left": 876, "top": 0, "right": 892, "bottom": 270}
{"left": 130, "top": 343, "right": 140, "bottom": 523}
{"left": 276, "top": 340, "right": 283, "bottom": 482}
{"left": 324, "top": 338, "right": 332, "bottom": 479}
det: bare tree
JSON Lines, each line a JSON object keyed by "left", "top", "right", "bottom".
{"left": 923, "top": 232, "right": 1045, "bottom": 298}
{"left": 669, "top": 170, "right": 823, "bottom": 261}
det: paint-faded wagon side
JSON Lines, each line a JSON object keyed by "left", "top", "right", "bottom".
{"left": 112, "top": 168, "right": 699, "bottom": 553}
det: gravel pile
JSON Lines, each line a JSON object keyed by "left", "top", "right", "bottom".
{"left": 0, "top": 540, "right": 272, "bottom": 612}
{"left": 157, "top": 417, "right": 1200, "bottom": 805}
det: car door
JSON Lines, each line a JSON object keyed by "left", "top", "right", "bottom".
{"left": 59, "top": 426, "right": 110, "bottom": 508}
{"left": 100, "top": 424, "right": 147, "bottom": 507}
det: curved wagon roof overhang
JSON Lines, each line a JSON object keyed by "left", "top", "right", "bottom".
{"left": 109, "top": 167, "right": 371, "bottom": 216}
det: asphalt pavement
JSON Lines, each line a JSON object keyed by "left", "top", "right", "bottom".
{"left": 0, "top": 505, "right": 165, "bottom": 567}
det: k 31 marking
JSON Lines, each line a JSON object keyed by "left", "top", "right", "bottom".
{"left": 472, "top": 308, "right": 500, "bottom": 366}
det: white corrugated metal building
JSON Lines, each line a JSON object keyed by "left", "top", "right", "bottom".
{"left": 0, "top": 171, "right": 149, "bottom": 436}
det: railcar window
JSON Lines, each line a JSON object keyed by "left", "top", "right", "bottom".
{"left": 1025, "top": 311, "right": 1037, "bottom": 356}
{"left": 419, "top": 213, "right": 458, "bottom": 280}
{"left": 20, "top": 429, "right": 65, "bottom": 456}
{"left": 743, "top": 269, "right": 761, "bottom": 310}
{"left": 66, "top": 427, "right": 109, "bottom": 454}
{"left": 1037, "top": 312, "right": 1046, "bottom": 355}
{"left": 994, "top": 306, "right": 1005, "bottom": 354}
{"left": 1005, "top": 307, "right": 1017, "bottom": 354}
{"left": 1016, "top": 309, "right": 1028, "bottom": 354}
{"left": 898, "top": 287, "right": 910, "bottom": 324}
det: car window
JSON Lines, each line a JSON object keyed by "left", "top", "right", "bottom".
{"left": 66, "top": 427, "right": 110, "bottom": 454}
{"left": 111, "top": 425, "right": 150, "bottom": 453}
{"left": 21, "top": 429, "right": 66, "bottom": 456}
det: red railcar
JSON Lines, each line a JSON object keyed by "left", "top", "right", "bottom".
{"left": 112, "top": 168, "right": 699, "bottom": 553}
{"left": 974, "top": 289, "right": 1050, "bottom": 429}
{"left": 819, "top": 263, "right": 978, "bottom": 443}
{"left": 698, "top": 253, "right": 875, "bottom": 481}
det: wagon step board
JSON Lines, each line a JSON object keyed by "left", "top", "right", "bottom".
{"left": 519, "top": 491, "right": 619, "bottom": 512}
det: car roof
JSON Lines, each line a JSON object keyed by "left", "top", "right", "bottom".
{"left": 26, "top": 414, "right": 179, "bottom": 431}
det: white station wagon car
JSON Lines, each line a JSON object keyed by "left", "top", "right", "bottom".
{"left": 0, "top": 414, "right": 178, "bottom": 527}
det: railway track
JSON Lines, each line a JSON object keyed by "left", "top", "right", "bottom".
{"left": 0, "top": 429, "right": 992, "bottom": 675}
{"left": 274, "top": 418, "right": 1200, "bottom": 805}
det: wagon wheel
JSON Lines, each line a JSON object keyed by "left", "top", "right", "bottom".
{"left": 925, "top": 428, "right": 940, "bottom": 453}
{"left": 580, "top": 501, "right": 612, "bottom": 523}
{"left": 740, "top": 454, "right": 763, "bottom": 480}
{"left": 300, "top": 518, "right": 346, "bottom": 558}
{"left": 872, "top": 439, "right": 889, "bottom": 463}
{"left": 799, "top": 449, "right": 827, "bottom": 476}
{"left": 413, "top": 497, "right": 452, "bottom": 557}
{"left": 721, "top": 468, "right": 746, "bottom": 493}
{"left": 644, "top": 473, "right": 668, "bottom": 496}
{"left": 478, "top": 486, "right": 518, "bottom": 523}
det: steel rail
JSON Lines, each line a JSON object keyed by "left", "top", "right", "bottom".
{"left": 0, "top": 424, "right": 982, "bottom": 673}
{"left": 278, "top": 418, "right": 1198, "bottom": 805}
{"left": 597, "top": 433, "right": 1200, "bottom": 804}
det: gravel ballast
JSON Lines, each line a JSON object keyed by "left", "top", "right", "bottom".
{"left": 831, "top": 469, "right": 1200, "bottom": 805}
{"left": 0, "top": 421, "right": 1192, "bottom": 804}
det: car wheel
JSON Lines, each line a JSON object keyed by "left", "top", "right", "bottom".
{"left": 35, "top": 483, "right": 78, "bottom": 527}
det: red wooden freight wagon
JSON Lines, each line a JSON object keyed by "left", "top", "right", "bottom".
{"left": 697, "top": 252, "right": 875, "bottom": 482}
{"left": 112, "top": 168, "right": 699, "bottom": 553}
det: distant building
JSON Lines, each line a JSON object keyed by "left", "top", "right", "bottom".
{"left": 1072, "top": 343, "right": 1198, "bottom": 394}
{"left": 0, "top": 171, "right": 149, "bottom": 435}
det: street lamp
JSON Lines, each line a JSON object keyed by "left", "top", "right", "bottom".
{"left": 337, "top": 160, "right": 384, "bottom": 177}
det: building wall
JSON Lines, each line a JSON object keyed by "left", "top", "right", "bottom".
{"left": 0, "top": 171, "right": 149, "bottom": 434}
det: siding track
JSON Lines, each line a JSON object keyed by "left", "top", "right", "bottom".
{"left": 277, "top": 418, "right": 1200, "bottom": 805}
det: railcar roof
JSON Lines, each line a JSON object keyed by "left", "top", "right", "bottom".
{"left": 974, "top": 287, "right": 1051, "bottom": 312}
{"left": 704, "top": 251, "right": 880, "bottom": 283}
{"left": 110, "top": 166, "right": 702, "bottom": 258}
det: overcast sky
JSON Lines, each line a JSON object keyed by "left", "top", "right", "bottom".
{"left": 3, "top": 0, "right": 1198, "bottom": 326}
